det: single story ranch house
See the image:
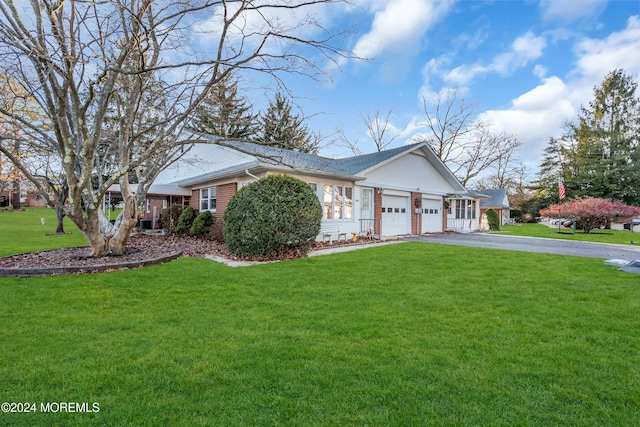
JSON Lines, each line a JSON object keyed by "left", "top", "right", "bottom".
{"left": 109, "top": 139, "right": 489, "bottom": 239}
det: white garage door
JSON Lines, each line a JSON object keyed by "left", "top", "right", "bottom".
{"left": 381, "top": 195, "right": 410, "bottom": 236}
{"left": 421, "top": 197, "right": 443, "bottom": 233}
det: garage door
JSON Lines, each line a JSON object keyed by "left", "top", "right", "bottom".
{"left": 381, "top": 195, "right": 410, "bottom": 236}
{"left": 421, "top": 197, "right": 443, "bottom": 233}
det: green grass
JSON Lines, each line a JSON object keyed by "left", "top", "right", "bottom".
{"left": 496, "top": 222, "right": 640, "bottom": 245}
{"left": 0, "top": 208, "right": 87, "bottom": 256}
{"left": 1, "top": 210, "right": 640, "bottom": 426}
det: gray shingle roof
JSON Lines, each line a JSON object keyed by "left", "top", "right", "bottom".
{"left": 217, "top": 140, "right": 423, "bottom": 176}
{"left": 474, "top": 188, "right": 509, "bottom": 208}
{"left": 166, "top": 137, "right": 467, "bottom": 194}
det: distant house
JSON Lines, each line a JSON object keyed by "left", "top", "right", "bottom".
{"left": 473, "top": 188, "right": 511, "bottom": 228}
{"left": 110, "top": 139, "right": 487, "bottom": 238}
{"left": 0, "top": 188, "right": 47, "bottom": 208}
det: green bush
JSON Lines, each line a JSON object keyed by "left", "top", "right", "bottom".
{"left": 486, "top": 208, "right": 500, "bottom": 231}
{"left": 510, "top": 208, "right": 522, "bottom": 223}
{"left": 223, "top": 174, "right": 322, "bottom": 259}
{"left": 175, "top": 206, "right": 198, "bottom": 235}
{"left": 190, "top": 210, "right": 215, "bottom": 238}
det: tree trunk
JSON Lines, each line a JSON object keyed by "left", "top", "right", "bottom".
{"left": 11, "top": 183, "right": 20, "bottom": 210}
{"left": 55, "top": 206, "right": 65, "bottom": 234}
{"left": 78, "top": 195, "right": 140, "bottom": 257}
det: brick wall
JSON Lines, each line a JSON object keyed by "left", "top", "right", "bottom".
{"left": 411, "top": 191, "right": 422, "bottom": 235}
{"left": 442, "top": 196, "right": 448, "bottom": 231}
{"left": 374, "top": 189, "right": 382, "bottom": 235}
{"left": 189, "top": 190, "right": 199, "bottom": 210}
{"left": 213, "top": 182, "right": 237, "bottom": 222}
{"left": 190, "top": 182, "right": 238, "bottom": 221}
{"left": 141, "top": 197, "right": 167, "bottom": 228}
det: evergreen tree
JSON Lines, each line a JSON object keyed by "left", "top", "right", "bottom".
{"left": 256, "top": 92, "right": 318, "bottom": 154}
{"left": 568, "top": 69, "right": 640, "bottom": 205}
{"left": 190, "top": 73, "right": 256, "bottom": 139}
{"left": 532, "top": 137, "right": 567, "bottom": 205}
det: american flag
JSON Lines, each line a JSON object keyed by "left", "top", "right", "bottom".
{"left": 558, "top": 179, "right": 566, "bottom": 200}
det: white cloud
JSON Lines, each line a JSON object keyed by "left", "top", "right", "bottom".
{"left": 464, "top": 15, "right": 640, "bottom": 168}
{"left": 192, "top": 2, "right": 338, "bottom": 59}
{"left": 478, "top": 76, "right": 576, "bottom": 164}
{"left": 539, "top": 0, "right": 607, "bottom": 23}
{"left": 352, "top": 0, "right": 455, "bottom": 59}
{"left": 445, "top": 31, "right": 547, "bottom": 85}
{"left": 572, "top": 15, "right": 640, "bottom": 93}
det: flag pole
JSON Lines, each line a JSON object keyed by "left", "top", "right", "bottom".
{"left": 558, "top": 178, "right": 566, "bottom": 232}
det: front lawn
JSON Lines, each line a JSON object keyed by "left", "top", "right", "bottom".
{"left": 497, "top": 222, "right": 640, "bottom": 245}
{"left": 1, "top": 210, "right": 639, "bottom": 426}
{"left": 0, "top": 208, "right": 87, "bottom": 256}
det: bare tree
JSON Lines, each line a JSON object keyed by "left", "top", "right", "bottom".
{"left": 413, "top": 88, "right": 522, "bottom": 187}
{"left": 361, "top": 106, "right": 402, "bottom": 152}
{"left": 0, "top": 0, "right": 354, "bottom": 256}
{"left": 339, "top": 106, "right": 401, "bottom": 155}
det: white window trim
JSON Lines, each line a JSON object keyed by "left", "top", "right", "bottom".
{"left": 200, "top": 186, "right": 217, "bottom": 212}
{"left": 323, "top": 184, "right": 353, "bottom": 220}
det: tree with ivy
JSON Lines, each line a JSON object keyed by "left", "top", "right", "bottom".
{"left": 256, "top": 92, "right": 318, "bottom": 154}
{"left": 565, "top": 69, "right": 640, "bottom": 205}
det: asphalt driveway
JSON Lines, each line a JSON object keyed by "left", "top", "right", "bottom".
{"left": 403, "top": 233, "right": 640, "bottom": 262}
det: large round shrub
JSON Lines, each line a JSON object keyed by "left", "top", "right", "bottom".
{"left": 223, "top": 174, "right": 322, "bottom": 259}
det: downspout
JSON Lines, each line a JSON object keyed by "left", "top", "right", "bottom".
{"left": 245, "top": 170, "right": 260, "bottom": 180}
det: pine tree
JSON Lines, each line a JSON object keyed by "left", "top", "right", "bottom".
{"left": 532, "top": 137, "right": 566, "bottom": 205}
{"left": 190, "top": 73, "right": 256, "bottom": 139}
{"left": 256, "top": 92, "right": 318, "bottom": 154}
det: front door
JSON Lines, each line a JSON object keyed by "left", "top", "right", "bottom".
{"left": 360, "top": 188, "right": 374, "bottom": 232}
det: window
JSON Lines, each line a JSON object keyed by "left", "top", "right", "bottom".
{"left": 345, "top": 187, "right": 353, "bottom": 219}
{"left": 454, "top": 200, "right": 476, "bottom": 219}
{"left": 162, "top": 199, "right": 167, "bottom": 209}
{"left": 200, "top": 186, "right": 217, "bottom": 211}
{"left": 146, "top": 199, "right": 151, "bottom": 213}
{"left": 334, "top": 185, "right": 343, "bottom": 219}
{"left": 324, "top": 185, "right": 333, "bottom": 219}
{"left": 323, "top": 184, "right": 353, "bottom": 220}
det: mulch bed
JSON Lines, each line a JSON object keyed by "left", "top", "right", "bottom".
{"left": 0, "top": 232, "right": 385, "bottom": 277}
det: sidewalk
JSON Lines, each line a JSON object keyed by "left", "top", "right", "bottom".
{"left": 206, "top": 240, "right": 402, "bottom": 267}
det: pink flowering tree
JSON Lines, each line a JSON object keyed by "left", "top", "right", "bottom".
{"left": 540, "top": 197, "right": 640, "bottom": 233}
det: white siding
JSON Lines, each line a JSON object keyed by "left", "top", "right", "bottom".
{"left": 364, "top": 152, "right": 458, "bottom": 193}
{"left": 155, "top": 144, "right": 256, "bottom": 184}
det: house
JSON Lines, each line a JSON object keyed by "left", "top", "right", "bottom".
{"left": 111, "top": 139, "right": 486, "bottom": 238}
{"left": 0, "top": 188, "right": 47, "bottom": 208}
{"left": 473, "top": 188, "right": 511, "bottom": 228}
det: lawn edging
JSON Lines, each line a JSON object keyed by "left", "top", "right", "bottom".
{"left": 0, "top": 247, "right": 182, "bottom": 277}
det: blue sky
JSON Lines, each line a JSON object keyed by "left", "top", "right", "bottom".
{"left": 266, "top": 0, "right": 640, "bottom": 178}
